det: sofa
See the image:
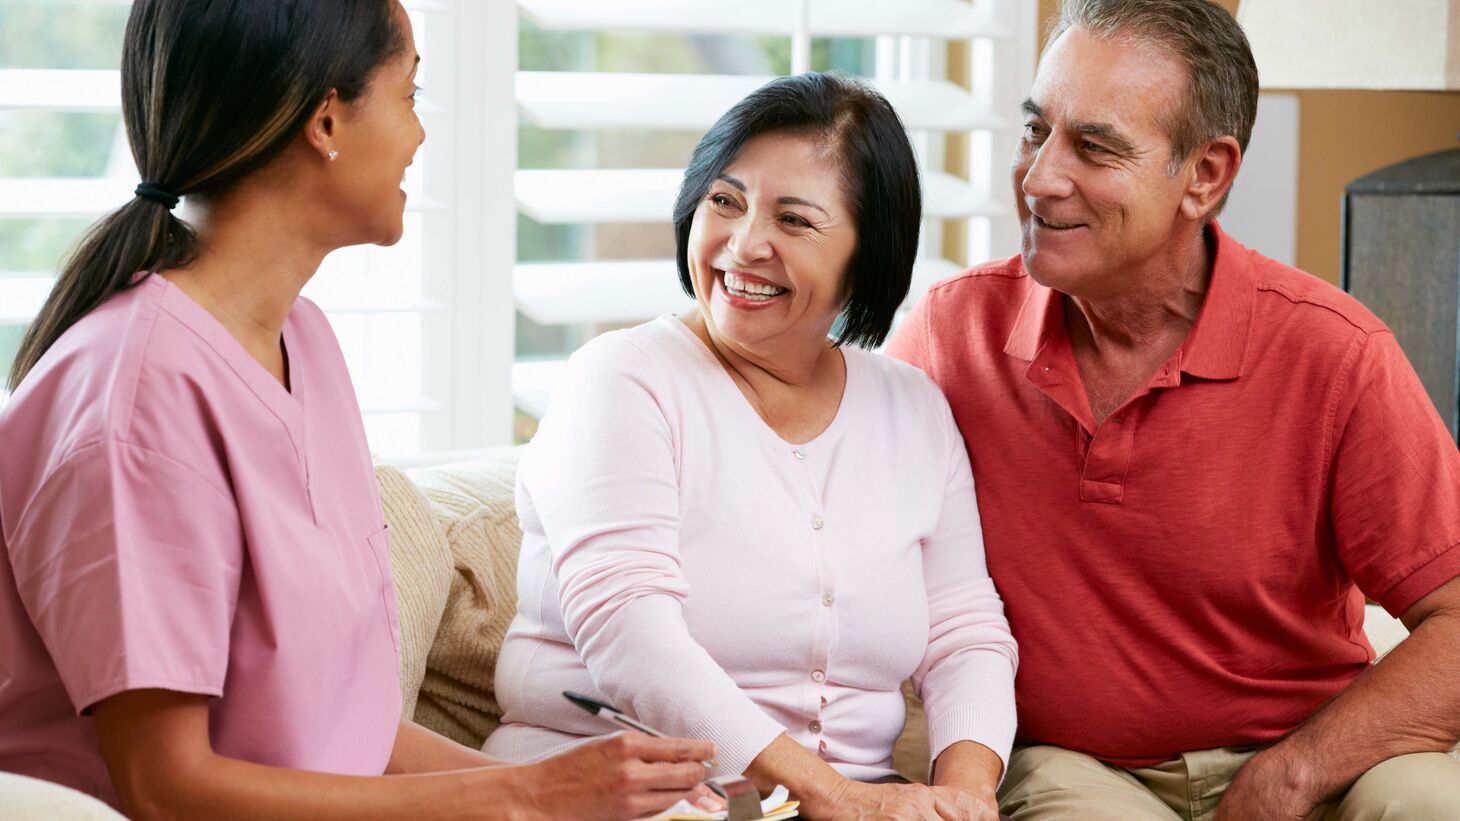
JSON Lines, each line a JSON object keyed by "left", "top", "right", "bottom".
{"left": 0, "top": 446, "right": 1420, "bottom": 818}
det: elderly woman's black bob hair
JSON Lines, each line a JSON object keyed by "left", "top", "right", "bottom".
{"left": 672, "top": 72, "right": 921, "bottom": 349}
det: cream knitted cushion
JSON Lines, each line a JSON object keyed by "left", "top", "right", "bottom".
{"left": 375, "top": 462, "right": 455, "bottom": 719}
{"left": 405, "top": 447, "right": 524, "bottom": 749}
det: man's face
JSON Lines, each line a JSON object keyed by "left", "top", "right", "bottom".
{"left": 1013, "top": 28, "right": 1195, "bottom": 299}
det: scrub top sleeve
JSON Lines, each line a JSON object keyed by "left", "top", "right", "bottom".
{"left": 8, "top": 439, "right": 245, "bottom": 715}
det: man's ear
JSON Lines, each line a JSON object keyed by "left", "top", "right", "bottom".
{"left": 1179, "top": 135, "right": 1242, "bottom": 222}
{"left": 303, "top": 89, "right": 340, "bottom": 161}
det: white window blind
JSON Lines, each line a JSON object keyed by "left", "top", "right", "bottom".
{"left": 0, "top": 1, "right": 517, "bottom": 459}
{"left": 1, "top": 1, "right": 1035, "bottom": 452}
{"left": 506, "top": 0, "right": 1037, "bottom": 427}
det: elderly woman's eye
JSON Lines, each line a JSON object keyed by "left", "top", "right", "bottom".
{"left": 708, "top": 193, "right": 735, "bottom": 208}
{"left": 781, "top": 213, "right": 810, "bottom": 227}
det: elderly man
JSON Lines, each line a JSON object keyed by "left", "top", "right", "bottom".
{"left": 888, "top": 1, "right": 1460, "bottom": 819}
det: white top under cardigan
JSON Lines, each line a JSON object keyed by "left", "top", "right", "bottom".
{"left": 485, "top": 315, "right": 1017, "bottom": 781}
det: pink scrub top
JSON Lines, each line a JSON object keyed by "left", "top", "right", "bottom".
{"left": 0, "top": 275, "right": 401, "bottom": 808}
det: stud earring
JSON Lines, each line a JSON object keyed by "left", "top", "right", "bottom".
{"left": 327, "top": 150, "right": 339, "bottom": 161}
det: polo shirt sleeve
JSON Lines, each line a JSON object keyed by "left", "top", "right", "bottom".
{"left": 1329, "top": 330, "right": 1460, "bottom": 618}
{"left": 884, "top": 291, "right": 932, "bottom": 371}
{"left": 910, "top": 395, "right": 1019, "bottom": 776}
{"left": 8, "top": 439, "right": 244, "bottom": 714}
{"left": 519, "top": 335, "right": 787, "bottom": 775}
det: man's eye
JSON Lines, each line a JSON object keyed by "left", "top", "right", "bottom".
{"left": 1082, "top": 141, "right": 1106, "bottom": 154}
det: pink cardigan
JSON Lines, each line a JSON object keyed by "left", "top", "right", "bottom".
{"left": 486, "top": 316, "right": 1017, "bottom": 780}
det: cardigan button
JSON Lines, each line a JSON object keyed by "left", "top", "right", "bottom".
{"left": 808, "top": 720, "right": 823, "bottom": 734}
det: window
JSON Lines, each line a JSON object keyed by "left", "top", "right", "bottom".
{"left": 507, "top": 0, "right": 1038, "bottom": 439}
{"left": 0, "top": 1, "right": 474, "bottom": 457}
{"left": 0, "top": 1, "right": 1036, "bottom": 455}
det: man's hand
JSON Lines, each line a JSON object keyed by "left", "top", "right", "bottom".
{"left": 1214, "top": 747, "right": 1321, "bottom": 821}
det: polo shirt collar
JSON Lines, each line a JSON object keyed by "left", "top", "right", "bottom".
{"left": 1177, "top": 221, "right": 1255, "bottom": 381}
{"left": 1003, "top": 277, "right": 1061, "bottom": 363}
{"left": 1002, "top": 220, "right": 1256, "bottom": 382}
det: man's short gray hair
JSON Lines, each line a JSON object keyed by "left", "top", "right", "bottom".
{"left": 1049, "top": 0, "right": 1259, "bottom": 189}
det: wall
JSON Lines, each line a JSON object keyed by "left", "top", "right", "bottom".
{"left": 1034, "top": 0, "right": 1460, "bottom": 284}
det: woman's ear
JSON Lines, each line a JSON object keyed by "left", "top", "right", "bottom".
{"left": 303, "top": 90, "right": 340, "bottom": 162}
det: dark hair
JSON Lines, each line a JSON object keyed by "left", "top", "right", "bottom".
{"left": 672, "top": 72, "right": 921, "bottom": 349}
{"left": 1049, "top": 0, "right": 1258, "bottom": 210}
{"left": 7, "top": 0, "right": 404, "bottom": 390}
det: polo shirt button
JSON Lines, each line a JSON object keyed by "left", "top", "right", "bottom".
{"left": 792, "top": 449, "right": 806, "bottom": 460}
{"left": 808, "top": 720, "right": 823, "bottom": 734}
{"left": 811, "top": 669, "right": 825, "bottom": 682}
{"left": 811, "top": 515, "right": 824, "bottom": 530}
{"left": 821, "top": 592, "right": 835, "bottom": 607}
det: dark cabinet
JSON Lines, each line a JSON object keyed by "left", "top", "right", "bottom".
{"left": 1342, "top": 148, "right": 1460, "bottom": 445}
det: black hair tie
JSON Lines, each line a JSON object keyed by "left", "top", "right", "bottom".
{"left": 135, "top": 182, "right": 180, "bottom": 210}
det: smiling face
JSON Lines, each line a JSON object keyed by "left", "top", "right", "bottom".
{"left": 324, "top": 2, "right": 426, "bottom": 247}
{"left": 1014, "top": 27, "right": 1196, "bottom": 299}
{"left": 687, "top": 131, "right": 857, "bottom": 358}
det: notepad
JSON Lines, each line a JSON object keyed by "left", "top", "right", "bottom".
{"left": 645, "top": 784, "right": 799, "bottom": 821}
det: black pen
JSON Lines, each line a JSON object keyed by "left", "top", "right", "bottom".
{"left": 563, "top": 690, "right": 718, "bottom": 769}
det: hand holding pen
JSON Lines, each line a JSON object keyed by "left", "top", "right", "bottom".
{"left": 564, "top": 690, "right": 720, "bottom": 769}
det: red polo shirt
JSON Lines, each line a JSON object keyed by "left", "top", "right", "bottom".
{"left": 887, "top": 223, "right": 1460, "bottom": 765}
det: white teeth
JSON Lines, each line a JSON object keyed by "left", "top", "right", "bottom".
{"left": 723, "top": 271, "right": 787, "bottom": 297}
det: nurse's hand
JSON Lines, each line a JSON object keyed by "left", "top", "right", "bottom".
{"left": 517, "top": 731, "right": 717, "bottom": 821}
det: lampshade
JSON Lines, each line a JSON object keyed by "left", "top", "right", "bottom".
{"left": 1237, "top": 0, "right": 1460, "bottom": 90}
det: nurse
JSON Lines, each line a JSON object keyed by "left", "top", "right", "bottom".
{"left": 0, "top": 1, "right": 712, "bottom": 818}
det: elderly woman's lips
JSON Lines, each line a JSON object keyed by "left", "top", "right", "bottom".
{"left": 721, "top": 270, "right": 787, "bottom": 298}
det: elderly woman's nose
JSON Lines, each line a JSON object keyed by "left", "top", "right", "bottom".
{"left": 728, "top": 216, "right": 774, "bottom": 262}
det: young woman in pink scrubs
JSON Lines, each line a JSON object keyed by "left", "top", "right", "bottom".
{"left": 0, "top": 1, "right": 713, "bottom": 817}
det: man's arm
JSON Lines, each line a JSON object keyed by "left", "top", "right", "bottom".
{"left": 1216, "top": 572, "right": 1460, "bottom": 820}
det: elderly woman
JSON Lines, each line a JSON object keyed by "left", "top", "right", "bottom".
{"left": 487, "top": 72, "right": 1016, "bottom": 820}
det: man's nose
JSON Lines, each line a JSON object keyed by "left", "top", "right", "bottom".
{"left": 1019, "top": 139, "right": 1075, "bottom": 201}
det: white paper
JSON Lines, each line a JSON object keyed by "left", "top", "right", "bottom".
{"left": 641, "top": 784, "right": 791, "bottom": 820}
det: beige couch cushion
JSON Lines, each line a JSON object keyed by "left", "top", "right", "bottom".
{"left": 375, "top": 462, "right": 455, "bottom": 720}
{"left": 405, "top": 448, "right": 524, "bottom": 749}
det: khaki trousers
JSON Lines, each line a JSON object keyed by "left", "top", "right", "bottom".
{"left": 998, "top": 744, "right": 1460, "bottom": 821}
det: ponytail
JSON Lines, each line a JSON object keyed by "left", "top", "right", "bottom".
{"left": 6, "top": 0, "right": 403, "bottom": 392}
{"left": 7, "top": 195, "right": 195, "bottom": 390}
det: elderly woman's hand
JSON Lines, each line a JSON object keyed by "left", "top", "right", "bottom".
{"left": 928, "top": 784, "right": 1002, "bottom": 820}
{"left": 797, "top": 779, "right": 941, "bottom": 820}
